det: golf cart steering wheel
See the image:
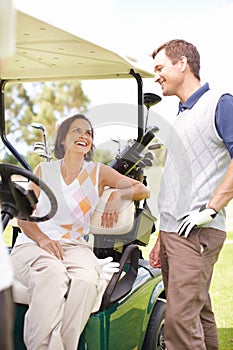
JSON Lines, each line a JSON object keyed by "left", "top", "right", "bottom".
{"left": 0, "top": 164, "right": 57, "bottom": 223}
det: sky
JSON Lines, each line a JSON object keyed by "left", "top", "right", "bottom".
{"left": 14, "top": 0, "right": 233, "bottom": 130}
{"left": 79, "top": 0, "right": 233, "bottom": 108}
{"left": 14, "top": 0, "right": 233, "bottom": 98}
{"left": 13, "top": 0, "right": 233, "bottom": 142}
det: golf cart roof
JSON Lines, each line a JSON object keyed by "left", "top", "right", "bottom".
{"left": 1, "top": 8, "right": 153, "bottom": 82}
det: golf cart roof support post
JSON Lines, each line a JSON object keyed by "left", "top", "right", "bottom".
{"left": 0, "top": 79, "right": 32, "bottom": 171}
{"left": 129, "top": 69, "right": 144, "bottom": 142}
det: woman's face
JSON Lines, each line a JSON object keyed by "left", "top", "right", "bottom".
{"left": 62, "top": 118, "right": 93, "bottom": 157}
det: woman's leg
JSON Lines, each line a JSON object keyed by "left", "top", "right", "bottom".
{"left": 11, "top": 244, "right": 69, "bottom": 350}
{"left": 60, "top": 244, "right": 101, "bottom": 350}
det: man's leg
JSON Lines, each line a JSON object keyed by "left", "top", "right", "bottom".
{"left": 201, "top": 292, "right": 218, "bottom": 350}
{"left": 160, "top": 228, "right": 225, "bottom": 350}
{"left": 198, "top": 227, "right": 226, "bottom": 350}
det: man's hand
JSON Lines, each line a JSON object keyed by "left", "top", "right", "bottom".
{"left": 177, "top": 204, "right": 218, "bottom": 238}
{"left": 98, "top": 257, "right": 120, "bottom": 281}
{"left": 149, "top": 236, "right": 161, "bottom": 268}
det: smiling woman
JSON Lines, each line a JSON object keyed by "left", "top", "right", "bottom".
{"left": 10, "top": 113, "right": 150, "bottom": 350}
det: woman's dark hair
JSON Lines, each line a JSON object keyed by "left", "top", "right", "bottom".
{"left": 54, "top": 114, "right": 94, "bottom": 161}
{"left": 152, "top": 39, "right": 200, "bottom": 81}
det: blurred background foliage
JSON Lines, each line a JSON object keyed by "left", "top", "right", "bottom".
{"left": 1, "top": 80, "right": 99, "bottom": 169}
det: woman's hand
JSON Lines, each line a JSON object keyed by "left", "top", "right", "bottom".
{"left": 38, "top": 237, "right": 65, "bottom": 260}
{"left": 101, "top": 191, "right": 121, "bottom": 228}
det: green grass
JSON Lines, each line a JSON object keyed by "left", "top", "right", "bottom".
{"left": 210, "top": 232, "right": 233, "bottom": 349}
{"left": 2, "top": 225, "right": 13, "bottom": 247}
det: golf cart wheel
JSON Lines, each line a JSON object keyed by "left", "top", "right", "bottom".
{"left": 142, "top": 299, "right": 166, "bottom": 350}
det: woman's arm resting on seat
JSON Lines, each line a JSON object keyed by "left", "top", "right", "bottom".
{"left": 98, "top": 164, "right": 150, "bottom": 228}
{"left": 98, "top": 164, "right": 150, "bottom": 200}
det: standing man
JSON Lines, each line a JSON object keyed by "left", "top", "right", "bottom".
{"left": 149, "top": 39, "right": 233, "bottom": 350}
{"left": 0, "top": 0, "right": 16, "bottom": 349}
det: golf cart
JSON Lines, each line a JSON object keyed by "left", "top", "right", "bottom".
{"left": 0, "top": 7, "right": 166, "bottom": 350}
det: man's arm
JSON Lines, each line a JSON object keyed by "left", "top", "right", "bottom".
{"left": 178, "top": 159, "right": 233, "bottom": 238}
{"left": 212, "top": 94, "right": 233, "bottom": 210}
{"left": 208, "top": 158, "right": 233, "bottom": 211}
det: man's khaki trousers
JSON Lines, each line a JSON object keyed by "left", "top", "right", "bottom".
{"left": 160, "top": 228, "right": 226, "bottom": 350}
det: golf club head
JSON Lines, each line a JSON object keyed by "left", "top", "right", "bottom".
{"left": 143, "top": 93, "right": 162, "bottom": 109}
{"left": 33, "top": 142, "right": 45, "bottom": 152}
{"left": 143, "top": 151, "right": 154, "bottom": 160}
{"left": 148, "top": 143, "right": 163, "bottom": 150}
{"left": 147, "top": 126, "right": 159, "bottom": 133}
{"left": 30, "top": 123, "right": 45, "bottom": 132}
{"left": 138, "top": 158, "right": 153, "bottom": 168}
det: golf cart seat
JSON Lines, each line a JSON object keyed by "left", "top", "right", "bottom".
{"left": 13, "top": 243, "right": 140, "bottom": 311}
{"left": 90, "top": 188, "right": 135, "bottom": 236}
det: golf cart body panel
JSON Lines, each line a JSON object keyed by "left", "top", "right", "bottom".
{"left": 80, "top": 271, "right": 164, "bottom": 350}
{"left": 14, "top": 265, "right": 164, "bottom": 350}
{"left": 0, "top": 5, "right": 166, "bottom": 350}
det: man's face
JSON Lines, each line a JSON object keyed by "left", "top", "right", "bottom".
{"left": 153, "top": 49, "right": 184, "bottom": 97}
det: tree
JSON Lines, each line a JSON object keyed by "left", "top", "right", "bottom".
{"left": 93, "top": 149, "right": 114, "bottom": 164}
{"left": 1, "top": 80, "right": 90, "bottom": 169}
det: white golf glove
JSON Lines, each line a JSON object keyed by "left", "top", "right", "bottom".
{"left": 98, "top": 256, "right": 120, "bottom": 281}
{"left": 177, "top": 204, "right": 218, "bottom": 238}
